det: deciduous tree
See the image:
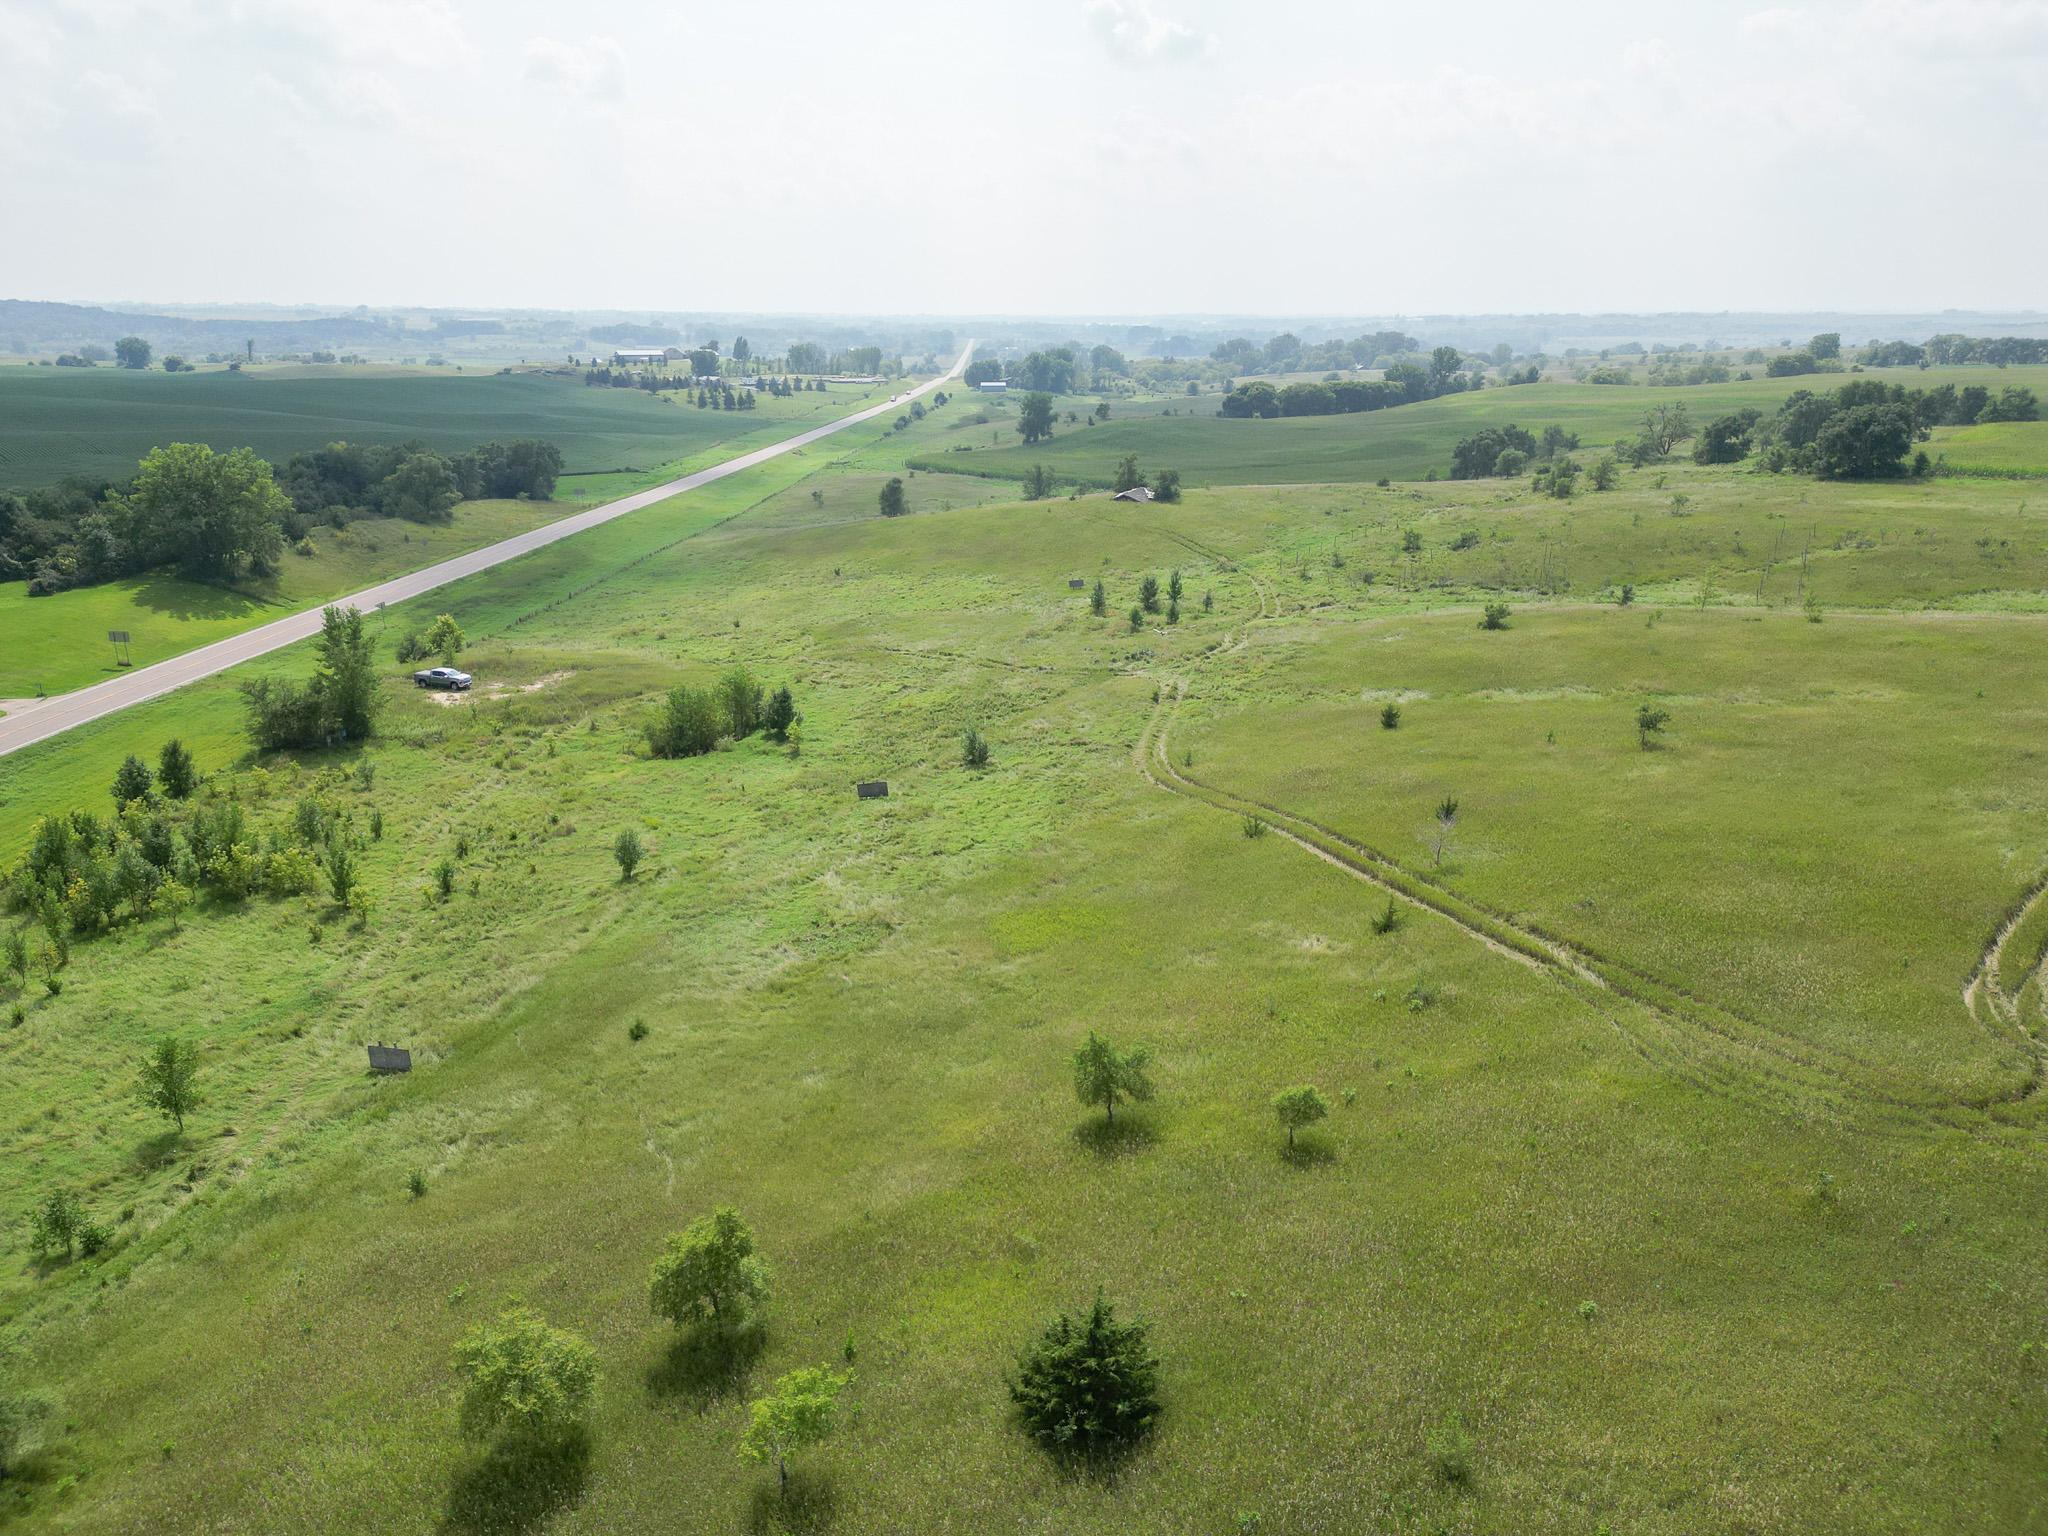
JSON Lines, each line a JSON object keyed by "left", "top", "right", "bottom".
{"left": 1072, "top": 1031, "right": 1154, "bottom": 1125}
{"left": 649, "top": 1208, "right": 771, "bottom": 1327}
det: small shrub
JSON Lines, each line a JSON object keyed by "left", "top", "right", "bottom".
{"left": 1480, "top": 602, "right": 1511, "bottom": 630}
{"left": 433, "top": 858, "right": 456, "bottom": 902}
{"left": 614, "top": 828, "right": 644, "bottom": 881}
{"left": 1380, "top": 702, "right": 1401, "bottom": 730}
{"left": 1428, "top": 1410, "right": 1473, "bottom": 1483}
{"left": 1240, "top": 815, "right": 1268, "bottom": 840}
{"left": 628, "top": 1019, "right": 649, "bottom": 1042}
{"left": 1009, "top": 1293, "right": 1160, "bottom": 1457}
{"left": 962, "top": 726, "right": 991, "bottom": 769}
{"left": 1370, "top": 897, "right": 1401, "bottom": 934}
{"left": 408, "top": 1169, "right": 428, "bottom": 1199}
{"left": 1635, "top": 703, "right": 1671, "bottom": 750}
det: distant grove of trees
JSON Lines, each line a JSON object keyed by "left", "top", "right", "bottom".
{"left": 1453, "top": 376, "right": 2041, "bottom": 491}
{"left": 1860, "top": 334, "right": 2048, "bottom": 368}
{"left": 1221, "top": 347, "right": 1481, "bottom": 419}
{"left": 1, "top": 437, "right": 563, "bottom": 597}
{"left": 1212, "top": 329, "right": 1421, "bottom": 374}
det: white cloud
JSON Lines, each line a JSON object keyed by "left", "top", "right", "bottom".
{"left": 522, "top": 35, "right": 627, "bottom": 97}
{"left": 1085, "top": 0, "right": 1213, "bottom": 64}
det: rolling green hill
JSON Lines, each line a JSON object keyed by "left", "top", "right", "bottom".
{"left": 911, "top": 366, "right": 2048, "bottom": 490}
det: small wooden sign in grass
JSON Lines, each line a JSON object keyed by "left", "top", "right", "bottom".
{"left": 855, "top": 780, "right": 890, "bottom": 800}
{"left": 367, "top": 1043, "right": 412, "bottom": 1074}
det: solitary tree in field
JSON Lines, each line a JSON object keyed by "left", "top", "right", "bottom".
{"left": 1635, "top": 703, "right": 1671, "bottom": 750}
{"left": 1642, "top": 402, "right": 1694, "bottom": 456}
{"left": 1017, "top": 392, "right": 1056, "bottom": 445}
{"left": 1112, "top": 453, "right": 1145, "bottom": 494}
{"left": 114, "top": 335, "right": 151, "bottom": 369}
{"left": 650, "top": 1207, "right": 771, "bottom": 1328}
{"left": 962, "top": 726, "right": 991, "bottom": 769}
{"left": 1272, "top": 1084, "right": 1329, "bottom": 1151}
{"left": 1380, "top": 702, "right": 1401, "bottom": 730}
{"left": 1128, "top": 605, "right": 1143, "bottom": 632}
{"left": 1024, "top": 463, "right": 1054, "bottom": 500}
{"left": 453, "top": 1307, "right": 599, "bottom": 1444}
{"left": 1072, "top": 1031, "right": 1154, "bottom": 1127}
{"left": 157, "top": 738, "right": 197, "bottom": 799}
{"left": 137, "top": 1036, "right": 201, "bottom": 1133}
{"left": 1167, "top": 569, "right": 1183, "bottom": 605}
{"left": 740, "top": 1366, "right": 851, "bottom": 1494}
{"left": 1090, "top": 578, "right": 1107, "bottom": 617}
{"left": 878, "top": 477, "right": 907, "bottom": 517}
{"left": 613, "top": 828, "right": 644, "bottom": 881}
{"left": 1152, "top": 467, "right": 1182, "bottom": 503}
{"left": 1139, "top": 574, "right": 1161, "bottom": 613}
{"left": 1480, "top": 602, "right": 1511, "bottom": 631}
{"left": 1431, "top": 794, "right": 1460, "bottom": 869}
{"left": 763, "top": 686, "right": 798, "bottom": 742}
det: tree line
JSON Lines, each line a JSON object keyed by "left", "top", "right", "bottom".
{"left": 1221, "top": 348, "right": 1481, "bottom": 419}
{"left": 2, "top": 437, "right": 561, "bottom": 597}
{"left": 1860, "top": 334, "right": 2048, "bottom": 368}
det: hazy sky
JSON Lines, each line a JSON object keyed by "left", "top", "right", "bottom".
{"left": 3, "top": 0, "right": 2044, "bottom": 315}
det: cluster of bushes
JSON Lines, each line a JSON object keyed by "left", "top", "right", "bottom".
{"left": 240, "top": 606, "right": 379, "bottom": 750}
{"left": 2, "top": 740, "right": 378, "bottom": 992}
{"left": 645, "top": 668, "right": 798, "bottom": 759}
{"left": 1094, "top": 566, "right": 1195, "bottom": 627}
{"left": 393, "top": 613, "right": 465, "bottom": 666}
{"left": 279, "top": 437, "right": 562, "bottom": 529}
{"left": 1449, "top": 424, "right": 1581, "bottom": 479}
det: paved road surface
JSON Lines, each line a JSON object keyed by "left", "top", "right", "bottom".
{"left": 0, "top": 343, "right": 973, "bottom": 759}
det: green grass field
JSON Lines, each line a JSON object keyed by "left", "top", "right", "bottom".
{"left": 1, "top": 402, "right": 2045, "bottom": 1533}
{"left": 911, "top": 367, "right": 2048, "bottom": 491}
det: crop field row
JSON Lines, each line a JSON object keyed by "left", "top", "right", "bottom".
{"left": 0, "top": 368, "right": 894, "bottom": 490}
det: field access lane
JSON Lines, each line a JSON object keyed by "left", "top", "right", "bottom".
{"left": 0, "top": 344, "right": 973, "bottom": 759}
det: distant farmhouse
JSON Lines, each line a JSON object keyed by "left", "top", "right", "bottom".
{"left": 613, "top": 347, "right": 682, "bottom": 366}
{"left": 976, "top": 380, "right": 1008, "bottom": 394}
{"left": 1112, "top": 486, "right": 1153, "bottom": 503}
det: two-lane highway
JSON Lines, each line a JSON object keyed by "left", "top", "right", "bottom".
{"left": 0, "top": 342, "right": 973, "bottom": 759}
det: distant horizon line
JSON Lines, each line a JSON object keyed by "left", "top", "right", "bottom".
{"left": 13, "top": 297, "right": 2048, "bottom": 325}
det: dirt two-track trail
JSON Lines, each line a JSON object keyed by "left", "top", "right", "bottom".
{"left": 1123, "top": 518, "right": 2047, "bottom": 1144}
